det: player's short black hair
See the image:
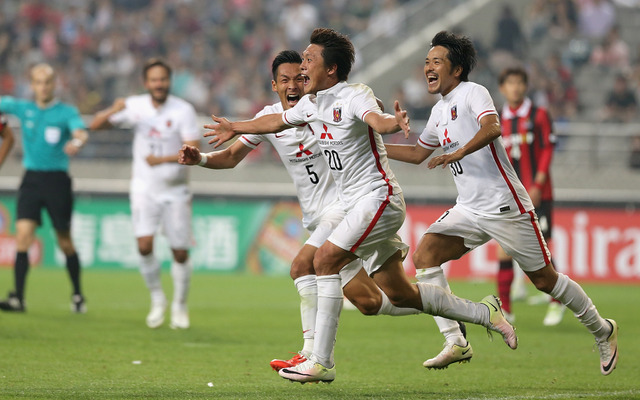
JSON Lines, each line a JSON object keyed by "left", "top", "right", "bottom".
{"left": 310, "top": 28, "right": 354, "bottom": 82}
{"left": 498, "top": 66, "right": 528, "bottom": 86}
{"left": 271, "top": 50, "right": 303, "bottom": 80}
{"left": 430, "top": 31, "right": 477, "bottom": 82}
{"left": 143, "top": 58, "right": 172, "bottom": 80}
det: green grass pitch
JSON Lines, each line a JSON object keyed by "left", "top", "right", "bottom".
{"left": 0, "top": 268, "right": 638, "bottom": 399}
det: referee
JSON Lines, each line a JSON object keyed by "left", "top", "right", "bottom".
{"left": 0, "top": 63, "right": 88, "bottom": 313}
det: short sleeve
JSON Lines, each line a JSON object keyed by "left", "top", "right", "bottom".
{"left": 0, "top": 96, "right": 25, "bottom": 116}
{"left": 108, "top": 97, "right": 134, "bottom": 128}
{"left": 349, "top": 84, "right": 381, "bottom": 121}
{"left": 282, "top": 96, "right": 311, "bottom": 127}
{"left": 467, "top": 84, "right": 497, "bottom": 124}
{"left": 66, "top": 106, "right": 87, "bottom": 131}
{"left": 417, "top": 114, "right": 441, "bottom": 149}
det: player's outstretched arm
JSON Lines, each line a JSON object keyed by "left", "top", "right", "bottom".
{"left": 363, "top": 100, "right": 410, "bottom": 137}
{"left": 147, "top": 139, "right": 200, "bottom": 166}
{"left": 0, "top": 125, "right": 15, "bottom": 168}
{"left": 179, "top": 140, "right": 253, "bottom": 169}
{"left": 385, "top": 143, "right": 433, "bottom": 165}
{"left": 90, "top": 98, "right": 126, "bottom": 130}
{"left": 427, "top": 114, "right": 501, "bottom": 169}
{"left": 203, "top": 113, "right": 286, "bottom": 148}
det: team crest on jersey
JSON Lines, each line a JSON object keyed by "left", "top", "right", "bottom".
{"left": 333, "top": 107, "right": 342, "bottom": 122}
{"left": 166, "top": 119, "right": 172, "bottom": 127}
{"left": 450, "top": 105, "right": 458, "bottom": 120}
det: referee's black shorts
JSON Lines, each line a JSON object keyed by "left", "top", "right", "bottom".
{"left": 17, "top": 170, "right": 74, "bottom": 231}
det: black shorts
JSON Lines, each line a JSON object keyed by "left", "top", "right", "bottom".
{"left": 17, "top": 171, "right": 74, "bottom": 231}
{"left": 535, "top": 200, "right": 553, "bottom": 239}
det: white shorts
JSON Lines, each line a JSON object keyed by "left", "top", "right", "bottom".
{"left": 328, "top": 190, "right": 409, "bottom": 276}
{"left": 130, "top": 191, "right": 193, "bottom": 250}
{"left": 305, "top": 202, "right": 346, "bottom": 248}
{"left": 426, "top": 204, "right": 551, "bottom": 272}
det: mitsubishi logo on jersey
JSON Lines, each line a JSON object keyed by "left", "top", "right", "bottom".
{"left": 149, "top": 127, "right": 162, "bottom": 137}
{"left": 320, "top": 124, "right": 334, "bottom": 139}
{"left": 442, "top": 129, "right": 452, "bottom": 146}
{"left": 296, "top": 143, "right": 312, "bottom": 158}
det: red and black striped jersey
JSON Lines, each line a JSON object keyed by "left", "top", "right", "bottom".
{"left": 500, "top": 98, "right": 554, "bottom": 201}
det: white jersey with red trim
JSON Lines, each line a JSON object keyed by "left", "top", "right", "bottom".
{"left": 240, "top": 102, "right": 339, "bottom": 229}
{"left": 418, "top": 81, "right": 533, "bottom": 217}
{"left": 282, "top": 82, "right": 401, "bottom": 207}
{"left": 109, "top": 94, "right": 200, "bottom": 196}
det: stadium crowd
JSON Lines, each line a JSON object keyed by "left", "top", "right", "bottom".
{"left": 0, "top": 0, "right": 638, "bottom": 124}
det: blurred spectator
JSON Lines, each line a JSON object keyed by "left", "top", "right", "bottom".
{"left": 492, "top": 5, "right": 526, "bottom": 57}
{"left": 589, "top": 25, "right": 630, "bottom": 72}
{"left": 601, "top": 74, "right": 638, "bottom": 122}
{"left": 280, "top": 0, "right": 319, "bottom": 51}
{"left": 548, "top": 0, "right": 578, "bottom": 40}
{"left": 368, "top": 0, "right": 405, "bottom": 38}
{"left": 577, "top": 0, "right": 616, "bottom": 40}
{"left": 524, "top": 0, "right": 551, "bottom": 41}
{"left": 545, "top": 52, "right": 579, "bottom": 121}
{"left": 629, "top": 135, "right": 640, "bottom": 169}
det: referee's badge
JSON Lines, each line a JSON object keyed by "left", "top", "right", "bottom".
{"left": 450, "top": 105, "right": 458, "bottom": 121}
{"left": 333, "top": 107, "right": 342, "bottom": 122}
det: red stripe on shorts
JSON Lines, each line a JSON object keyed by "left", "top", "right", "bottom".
{"left": 350, "top": 196, "right": 390, "bottom": 253}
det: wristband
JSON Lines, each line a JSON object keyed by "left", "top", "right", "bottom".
{"left": 71, "top": 138, "right": 84, "bottom": 148}
{"left": 198, "top": 153, "right": 208, "bottom": 166}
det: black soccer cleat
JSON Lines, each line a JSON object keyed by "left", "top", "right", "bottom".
{"left": 71, "top": 294, "right": 87, "bottom": 314}
{"left": 0, "top": 291, "right": 26, "bottom": 312}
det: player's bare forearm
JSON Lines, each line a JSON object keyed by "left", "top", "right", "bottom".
{"left": 427, "top": 117, "right": 500, "bottom": 169}
{"left": 0, "top": 126, "right": 15, "bottom": 167}
{"left": 90, "top": 99, "right": 125, "bottom": 130}
{"left": 365, "top": 101, "right": 410, "bottom": 137}
{"left": 385, "top": 143, "right": 432, "bottom": 164}
{"left": 204, "top": 114, "right": 285, "bottom": 148}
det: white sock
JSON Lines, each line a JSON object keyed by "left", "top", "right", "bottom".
{"left": 376, "top": 288, "right": 420, "bottom": 316}
{"left": 416, "top": 267, "right": 466, "bottom": 346}
{"left": 549, "top": 273, "right": 610, "bottom": 340}
{"left": 294, "top": 274, "right": 317, "bottom": 357}
{"left": 417, "top": 282, "right": 488, "bottom": 326}
{"left": 171, "top": 260, "right": 191, "bottom": 309}
{"left": 313, "top": 274, "right": 343, "bottom": 368}
{"left": 139, "top": 253, "right": 165, "bottom": 304}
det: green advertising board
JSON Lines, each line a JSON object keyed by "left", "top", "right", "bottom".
{"left": 0, "top": 195, "right": 308, "bottom": 274}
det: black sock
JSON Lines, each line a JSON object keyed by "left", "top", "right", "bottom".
{"left": 66, "top": 253, "right": 82, "bottom": 295}
{"left": 15, "top": 252, "right": 29, "bottom": 301}
{"left": 499, "top": 260, "right": 513, "bottom": 271}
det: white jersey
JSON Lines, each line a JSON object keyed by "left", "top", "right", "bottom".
{"left": 418, "top": 81, "right": 533, "bottom": 217}
{"left": 282, "top": 82, "right": 401, "bottom": 207}
{"left": 109, "top": 94, "right": 200, "bottom": 196}
{"left": 240, "top": 102, "right": 339, "bottom": 229}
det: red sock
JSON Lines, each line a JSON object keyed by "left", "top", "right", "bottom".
{"left": 497, "top": 260, "right": 514, "bottom": 313}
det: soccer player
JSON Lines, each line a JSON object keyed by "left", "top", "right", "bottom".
{"left": 385, "top": 31, "right": 618, "bottom": 375}
{"left": 497, "top": 66, "right": 566, "bottom": 326}
{"left": 180, "top": 50, "right": 426, "bottom": 372}
{"left": 90, "top": 59, "right": 200, "bottom": 329}
{"left": 0, "top": 112, "right": 15, "bottom": 169}
{"left": 0, "top": 63, "right": 88, "bottom": 313}
{"left": 205, "top": 28, "right": 518, "bottom": 383}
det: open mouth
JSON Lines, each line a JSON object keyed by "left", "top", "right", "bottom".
{"left": 302, "top": 74, "right": 309, "bottom": 86}
{"left": 286, "top": 94, "right": 300, "bottom": 106}
{"left": 427, "top": 75, "right": 438, "bottom": 85}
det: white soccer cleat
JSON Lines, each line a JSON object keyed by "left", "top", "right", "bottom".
{"left": 423, "top": 341, "right": 473, "bottom": 369}
{"left": 170, "top": 305, "right": 190, "bottom": 329}
{"left": 596, "top": 319, "right": 618, "bottom": 376}
{"left": 278, "top": 359, "right": 335, "bottom": 384}
{"left": 146, "top": 301, "right": 166, "bottom": 329}
{"left": 481, "top": 295, "right": 518, "bottom": 350}
{"left": 542, "top": 302, "right": 566, "bottom": 326}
